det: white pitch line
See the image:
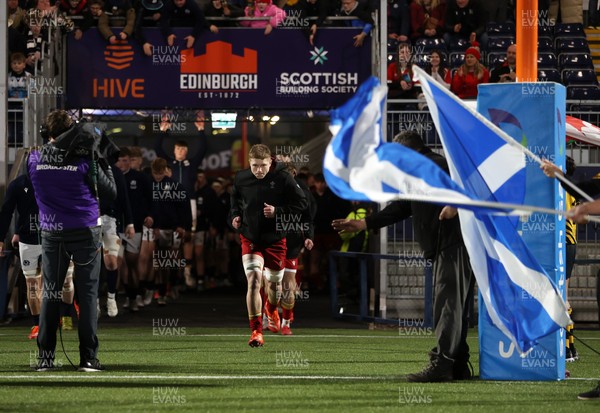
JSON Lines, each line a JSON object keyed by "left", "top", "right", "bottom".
{"left": 1, "top": 374, "right": 599, "bottom": 382}
{"left": 567, "top": 377, "right": 600, "bottom": 381}
{"left": 0, "top": 374, "right": 387, "bottom": 381}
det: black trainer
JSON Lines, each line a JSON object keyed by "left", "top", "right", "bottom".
{"left": 570, "top": 344, "right": 579, "bottom": 361}
{"left": 578, "top": 382, "right": 600, "bottom": 400}
{"left": 407, "top": 355, "right": 454, "bottom": 383}
{"left": 78, "top": 359, "right": 105, "bottom": 372}
{"left": 35, "top": 359, "right": 55, "bottom": 372}
{"left": 566, "top": 347, "right": 575, "bottom": 362}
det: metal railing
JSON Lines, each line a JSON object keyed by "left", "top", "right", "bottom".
{"left": 329, "top": 251, "right": 434, "bottom": 326}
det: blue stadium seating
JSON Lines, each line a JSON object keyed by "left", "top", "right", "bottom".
{"left": 487, "top": 52, "right": 506, "bottom": 68}
{"left": 487, "top": 22, "right": 515, "bottom": 36}
{"left": 448, "top": 38, "right": 470, "bottom": 52}
{"left": 559, "top": 53, "right": 594, "bottom": 70}
{"left": 562, "top": 69, "right": 598, "bottom": 86}
{"left": 414, "top": 37, "right": 446, "bottom": 52}
{"left": 537, "top": 52, "right": 558, "bottom": 69}
{"left": 538, "top": 69, "right": 561, "bottom": 83}
{"left": 387, "top": 38, "right": 399, "bottom": 53}
{"left": 450, "top": 52, "right": 465, "bottom": 67}
{"left": 487, "top": 37, "right": 515, "bottom": 52}
{"left": 554, "top": 23, "right": 586, "bottom": 37}
{"left": 538, "top": 38, "right": 554, "bottom": 52}
{"left": 555, "top": 38, "right": 590, "bottom": 53}
{"left": 567, "top": 85, "right": 600, "bottom": 100}
{"left": 538, "top": 25, "right": 554, "bottom": 40}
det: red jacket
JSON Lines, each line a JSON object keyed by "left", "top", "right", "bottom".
{"left": 450, "top": 68, "right": 489, "bottom": 99}
{"left": 409, "top": 1, "right": 446, "bottom": 39}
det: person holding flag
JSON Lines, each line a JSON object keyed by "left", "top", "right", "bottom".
{"left": 325, "top": 74, "right": 571, "bottom": 381}
{"left": 333, "top": 131, "right": 474, "bottom": 382}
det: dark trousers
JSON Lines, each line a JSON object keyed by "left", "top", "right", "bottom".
{"left": 432, "top": 243, "right": 474, "bottom": 361}
{"left": 38, "top": 226, "right": 102, "bottom": 363}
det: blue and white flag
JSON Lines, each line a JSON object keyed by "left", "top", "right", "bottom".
{"left": 324, "top": 77, "right": 513, "bottom": 211}
{"left": 324, "top": 73, "right": 570, "bottom": 354}
{"left": 415, "top": 67, "right": 571, "bottom": 353}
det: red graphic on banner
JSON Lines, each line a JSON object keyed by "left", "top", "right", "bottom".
{"left": 180, "top": 41, "right": 257, "bottom": 74}
{"left": 104, "top": 42, "right": 135, "bottom": 70}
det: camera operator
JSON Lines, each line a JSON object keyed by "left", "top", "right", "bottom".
{"left": 27, "top": 109, "right": 117, "bottom": 372}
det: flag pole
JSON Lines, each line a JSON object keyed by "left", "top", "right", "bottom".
{"left": 384, "top": 191, "right": 600, "bottom": 223}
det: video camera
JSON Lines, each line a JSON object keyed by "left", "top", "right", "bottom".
{"left": 50, "top": 122, "right": 120, "bottom": 164}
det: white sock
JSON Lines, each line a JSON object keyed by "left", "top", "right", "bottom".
{"left": 281, "top": 319, "right": 291, "bottom": 328}
{"left": 108, "top": 292, "right": 116, "bottom": 300}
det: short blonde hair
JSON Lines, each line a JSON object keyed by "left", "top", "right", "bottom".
{"left": 249, "top": 144, "right": 271, "bottom": 160}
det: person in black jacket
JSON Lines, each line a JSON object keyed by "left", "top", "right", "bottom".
{"left": 149, "top": 157, "right": 192, "bottom": 306}
{"left": 115, "top": 147, "right": 154, "bottom": 311}
{"left": 229, "top": 144, "right": 307, "bottom": 347}
{"left": 0, "top": 174, "right": 44, "bottom": 339}
{"left": 133, "top": 0, "right": 164, "bottom": 56}
{"left": 160, "top": 0, "right": 209, "bottom": 49}
{"left": 205, "top": 0, "right": 244, "bottom": 33}
{"left": 443, "top": 0, "right": 488, "bottom": 49}
{"left": 155, "top": 127, "right": 208, "bottom": 294}
{"left": 99, "top": 163, "right": 134, "bottom": 317}
{"left": 273, "top": 162, "right": 316, "bottom": 336}
{"left": 332, "top": 131, "right": 474, "bottom": 382}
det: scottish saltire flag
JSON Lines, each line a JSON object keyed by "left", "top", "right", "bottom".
{"left": 414, "top": 66, "right": 571, "bottom": 353}
{"left": 324, "top": 77, "right": 514, "bottom": 211}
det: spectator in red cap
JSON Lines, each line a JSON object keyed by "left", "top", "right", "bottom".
{"left": 240, "top": 0, "right": 286, "bottom": 35}
{"left": 449, "top": 43, "right": 489, "bottom": 99}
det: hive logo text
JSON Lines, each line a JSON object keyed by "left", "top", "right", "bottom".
{"left": 93, "top": 40, "right": 145, "bottom": 99}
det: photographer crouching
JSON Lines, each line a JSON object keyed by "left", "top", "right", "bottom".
{"left": 27, "top": 110, "right": 117, "bottom": 372}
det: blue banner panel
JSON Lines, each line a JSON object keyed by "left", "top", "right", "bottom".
{"left": 477, "top": 82, "right": 567, "bottom": 380}
{"left": 66, "top": 27, "right": 372, "bottom": 109}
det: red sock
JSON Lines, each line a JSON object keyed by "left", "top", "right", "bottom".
{"left": 249, "top": 316, "right": 262, "bottom": 333}
{"left": 266, "top": 300, "right": 278, "bottom": 314}
{"left": 282, "top": 308, "right": 293, "bottom": 320}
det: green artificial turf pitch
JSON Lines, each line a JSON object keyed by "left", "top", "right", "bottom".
{"left": 0, "top": 327, "right": 598, "bottom": 412}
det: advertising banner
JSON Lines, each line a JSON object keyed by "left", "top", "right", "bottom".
{"left": 66, "top": 27, "right": 372, "bottom": 109}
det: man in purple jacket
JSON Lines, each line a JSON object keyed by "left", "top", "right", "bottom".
{"left": 28, "top": 110, "right": 117, "bottom": 372}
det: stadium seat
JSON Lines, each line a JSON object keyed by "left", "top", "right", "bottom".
{"left": 559, "top": 53, "right": 594, "bottom": 70}
{"left": 567, "top": 85, "right": 600, "bottom": 100}
{"left": 538, "top": 25, "right": 554, "bottom": 40}
{"left": 554, "top": 23, "right": 586, "bottom": 37}
{"left": 414, "top": 37, "right": 446, "bottom": 53}
{"left": 562, "top": 69, "right": 598, "bottom": 86}
{"left": 487, "top": 37, "right": 515, "bottom": 52}
{"left": 538, "top": 38, "right": 554, "bottom": 52}
{"left": 555, "top": 38, "right": 590, "bottom": 53}
{"left": 537, "top": 52, "right": 558, "bottom": 69}
{"left": 448, "top": 38, "right": 469, "bottom": 52}
{"left": 538, "top": 68, "right": 561, "bottom": 83}
{"left": 450, "top": 52, "right": 465, "bottom": 67}
{"left": 487, "top": 22, "right": 515, "bottom": 36}
{"left": 487, "top": 52, "right": 506, "bottom": 68}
